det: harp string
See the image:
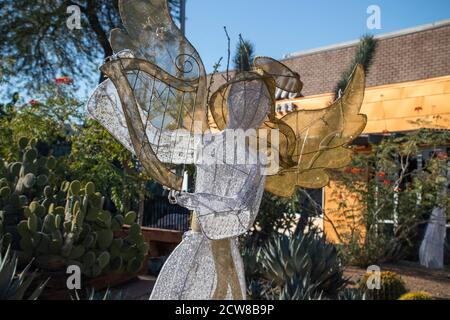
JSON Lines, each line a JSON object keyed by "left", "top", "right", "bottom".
{"left": 182, "top": 86, "right": 198, "bottom": 175}
{"left": 137, "top": 74, "right": 157, "bottom": 161}
{"left": 124, "top": 61, "right": 195, "bottom": 181}
{"left": 156, "top": 85, "right": 173, "bottom": 155}
{"left": 169, "top": 91, "right": 186, "bottom": 164}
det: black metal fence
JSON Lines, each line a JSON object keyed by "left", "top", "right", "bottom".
{"left": 142, "top": 196, "right": 191, "bottom": 232}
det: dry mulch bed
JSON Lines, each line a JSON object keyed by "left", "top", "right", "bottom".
{"left": 344, "top": 261, "right": 450, "bottom": 299}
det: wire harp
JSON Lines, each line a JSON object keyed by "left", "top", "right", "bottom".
{"left": 89, "top": 0, "right": 208, "bottom": 191}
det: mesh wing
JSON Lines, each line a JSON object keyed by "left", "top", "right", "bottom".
{"left": 265, "top": 64, "right": 367, "bottom": 197}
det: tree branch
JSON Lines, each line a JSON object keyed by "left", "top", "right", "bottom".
{"left": 83, "top": 0, "right": 113, "bottom": 83}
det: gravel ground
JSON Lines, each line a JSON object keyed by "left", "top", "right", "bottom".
{"left": 344, "top": 261, "right": 450, "bottom": 299}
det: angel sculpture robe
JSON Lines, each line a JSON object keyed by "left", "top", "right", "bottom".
{"left": 149, "top": 77, "right": 270, "bottom": 300}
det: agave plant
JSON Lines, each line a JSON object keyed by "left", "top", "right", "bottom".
{"left": 278, "top": 274, "right": 323, "bottom": 300}
{"left": 337, "top": 288, "right": 367, "bottom": 300}
{"left": 0, "top": 243, "right": 48, "bottom": 300}
{"left": 71, "top": 288, "right": 124, "bottom": 300}
{"left": 247, "top": 231, "right": 347, "bottom": 299}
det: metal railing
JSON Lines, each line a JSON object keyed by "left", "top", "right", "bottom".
{"left": 142, "top": 196, "right": 191, "bottom": 232}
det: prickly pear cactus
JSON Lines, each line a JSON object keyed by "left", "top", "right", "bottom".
{"left": 0, "top": 137, "right": 59, "bottom": 247}
{"left": 18, "top": 180, "right": 149, "bottom": 278}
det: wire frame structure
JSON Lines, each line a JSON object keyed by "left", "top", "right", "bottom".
{"left": 264, "top": 64, "right": 367, "bottom": 197}
{"left": 88, "top": 0, "right": 208, "bottom": 192}
{"left": 88, "top": 0, "right": 368, "bottom": 199}
{"left": 87, "top": 0, "right": 368, "bottom": 301}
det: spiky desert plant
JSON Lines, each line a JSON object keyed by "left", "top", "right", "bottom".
{"left": 278, "top": 274, "right": 323, "bottom": 300}
{"left": 71, "top": 287, "right": 124, "bottom": 300}
{"left": 246, "top": 231, "right": 347, "bottom": 300}
{"left": 0, "top": 242, "right": 48, "bottom": 300}
{"left": 337, "top": 288, "right": 367, "bottom": 300}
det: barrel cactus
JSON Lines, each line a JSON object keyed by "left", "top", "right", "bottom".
{"left": 398, "top": 291, "right": 433, "bottom": 300}
{"left": 358, "top": 271, "right": 407, "bottom": 300}
{"left": 18, "top": 180, "right": 149, "bottom": 278}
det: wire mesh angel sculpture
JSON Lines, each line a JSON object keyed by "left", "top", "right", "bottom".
{"left": 87, "top": 0, "right": 367, "bottom": 300}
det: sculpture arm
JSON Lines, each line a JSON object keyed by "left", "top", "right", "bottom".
{"left": 176, "top": 166, "right": 260, "bottom": 213}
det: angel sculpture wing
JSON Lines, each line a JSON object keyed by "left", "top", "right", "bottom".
{"left": 88, "top": 0, "right": 208, "bottom": 191}
{"left": 207, "top": 58, "right": 366, "bottom": 198}
{"left": 258, "top": 62, "right": 367, "bottom": 197}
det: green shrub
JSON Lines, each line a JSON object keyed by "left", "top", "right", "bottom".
{"left": 399, "top": 291, "right": 433, "bottom": 300}
{"left": 358, "top": 271, "right": 407, "bottom": 300}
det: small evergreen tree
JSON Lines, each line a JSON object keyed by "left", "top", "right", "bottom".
{"left": 233, "top": 39, "right": 255, "bottom": 72}
{"left": 334, "top": 35, "right": 377, "bottom": 100}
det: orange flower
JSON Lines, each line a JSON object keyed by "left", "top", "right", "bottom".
{"left": 351, "top": 167, "right": 362, "bottom": 175}
{"left": 55, "top": 76, "right": 72, "bottom": 85}
{"left": 377, "top": 172, "right": 386, "bottom": 178}
{"left": 383, "top": 180, "right": 392, "bottom": 185}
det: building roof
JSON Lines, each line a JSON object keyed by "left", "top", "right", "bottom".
{"left": 209, "top": 19, "right": 450, "bottom": 97}
{"left": 283, "top": 19, "right": 450, "bottom": 59}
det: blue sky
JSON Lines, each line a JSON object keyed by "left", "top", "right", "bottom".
{"left": 186, "top": 0, "right": 450, "bottom": 72}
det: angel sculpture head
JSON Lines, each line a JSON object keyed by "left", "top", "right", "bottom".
{"left": 225, "top": 75, "right": 272, "bottom": 131}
